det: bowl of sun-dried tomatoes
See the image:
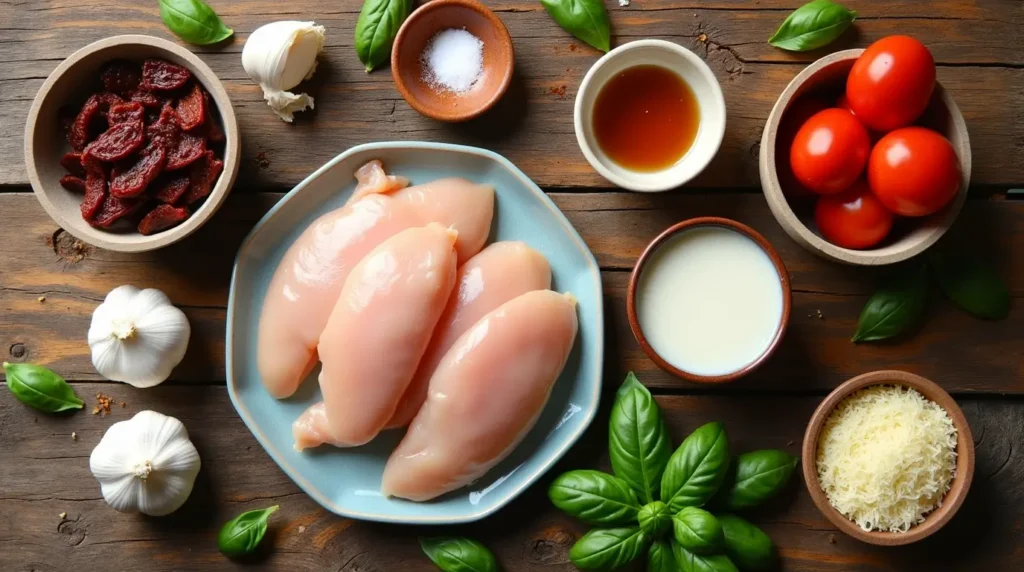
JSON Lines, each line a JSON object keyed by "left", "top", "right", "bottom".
{"left": 25, "top": 35, "right": 239, "bottom": 252}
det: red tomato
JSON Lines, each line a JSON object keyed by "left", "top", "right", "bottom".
{"left": 776, "top": 97, "right": 830, "bottom": 200}
{"left": 846, "top": 35, "right": 936, "bottom": 132}
{"left": 790, "top": 108, "right": 871, "bottom": 195}
{"left": 868, "top": 127, "right": 961, "bottom": 217}
{"left": 815, "top": 179, "right": 894, "bottom": 249}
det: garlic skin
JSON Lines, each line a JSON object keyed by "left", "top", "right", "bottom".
{"left": 242, "top": 21, "right": 326, "bottom": 122}
{"left": 90, "top": 410, "right": 201, "bottom": 516}
{"left": 89, "top": 285, "right": 190, "bottom": 388}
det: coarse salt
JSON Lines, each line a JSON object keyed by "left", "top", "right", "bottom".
{"left": 421, "top": 28, "right": 484, "bottom": 94}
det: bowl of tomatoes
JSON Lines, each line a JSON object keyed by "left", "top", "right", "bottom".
{"left": 760, "top": 37, "right": 970, "bottom": 266}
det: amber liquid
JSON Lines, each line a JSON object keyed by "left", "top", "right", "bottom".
{"left": 593, "top": 65, "right": 701, "bottom": 172}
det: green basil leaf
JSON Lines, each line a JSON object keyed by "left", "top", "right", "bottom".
{"left": 768, "top": 0, "right": 856, "bottom": 52}
{"left": 158, "top": 0, "right": 233, "bottom": 45}
{"left": 929, "top": 250, "right": 1011, "bottom": 320}
{"left": 715, "top": 450, "right": 798, "bottom": 510}
{"left": 355, "top": 0, "right": 413, "bottom": 72}
{"left": 661, "top": 422, "right": 730, "bottom": 512}
{"left": 672, "top": 507, "right": 724, "bottom": 555}
{"left": 852, "top": 262, "right": 929, "bottom": 343}
{"left": 217, "top": 505, "right": 278, "bottom": 557}
{"left": 540, "top": 0, "right": 611, "bottom": 53}
{"left": 548, "top": 470, "right": 640, "bottom": 526}
{"left": 638, "top": 500, "right": 671, "bottom": 538}
{"left": 608, "top": 372, "right": 673, "bottom": 504}
{"left": 420, "top": 537, "right": 499, "bottom": 572}
{"left": 647, "top": 540, "right": 677, "bottom": 572}
{"left": 3, "top": 362, "right": 83, "bottom": 413}
{"left": 718, "top": 514, "right": 776, "bottom": 571}
{"left": 672, "top": 541, "right": 740, "bottom": 572}
{"left": 569, "top": 527, "right": 648, "bottom": 571}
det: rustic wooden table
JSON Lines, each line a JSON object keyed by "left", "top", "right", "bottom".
{"left": 1, "top": 1, "right": 1021, "bottom": 570}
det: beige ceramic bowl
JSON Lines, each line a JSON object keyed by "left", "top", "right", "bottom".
{"left": 25, "top": 35, "right": 240, "bottom": 252}
{"left": 760, "top": 50, "right": 970, "bottom": 265}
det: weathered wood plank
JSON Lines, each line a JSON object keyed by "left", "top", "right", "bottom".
{"left": 1, "top": 385, "right": 1020, "bottom": 571}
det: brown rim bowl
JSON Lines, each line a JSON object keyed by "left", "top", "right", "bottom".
{"left": 391, "top": 0, "right": 514, "bottom": 122}
{"left": 626, "top": 217, "right": 792, "bottom": 383}
{"left": 25, "top": 35, "right": 240, "bottom": 252}
{"left": 802, "top": 370, "right": 975, "bottom": 546}
{"left": 759, "top": 49, "right": 971, "bottom": 266}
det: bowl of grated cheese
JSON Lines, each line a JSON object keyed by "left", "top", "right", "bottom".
{"left": 802, "top": 370, "right": 975, "bottom": 545}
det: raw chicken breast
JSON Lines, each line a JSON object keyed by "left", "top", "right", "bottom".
{"left": 311, "top": 223, "right": 459, "bottom": 447}
{"left": 389, "top": 178, "right": 494, "bottom": 262}
{"left": 349, "top": 159, "right": 410, "bottom": 203}
{"left": 386, "top": 241, "right": 552, "bottom": 429}
{"left": 381, "top": 290, "right": 579, "bottom": 501}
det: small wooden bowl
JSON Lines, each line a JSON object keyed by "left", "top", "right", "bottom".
{"left": 626, "top": 217, "right": 792, "bottom": 383}
{"left": 25, "top": 35, "right": 240, "bottom": 252}
{"left": 760, "top": 49, "right": 971, "bottom": 266}
{"left": 391, "top": 0, "right": 514, "bottom": 122}
{"left": 802, "top": 370, "right": 975, "bottom": 545}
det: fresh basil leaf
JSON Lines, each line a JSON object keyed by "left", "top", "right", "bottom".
{"left": 217, "top": 505, "right": 278, "bottom": 557}
{"left": 158, "top": 0, "right": 233, "bottom": 45}
{"left": 3, "top": 362, "right": 83, "bottom": 413}
{"left": 661, "top": 422, "right": 730, "bottom": 512}
{"left": 718, "top": 514, "right": 776, "bottom": 571}
{"left": 929, "top": 250, "right": 1011, "bottom": 320}
{"left": 355, "top": 0, "right": 413, "bottom": 72}
{"left": 540, "top": 0, "right": 611, "bottom": 53}
{"left": 569, "top": 527, "right": 648, "bottom": 571}
{"left": 647, "top": 540, "right": 677, "bottom": 572}
{"left": 420, "top": 537, "right": 499, "bottom": 572}
{"left": 672, "top": 541, "right": 740, "bottom": 572}
{"left": 638, "top": 500, "right": 671, "bottom": 538}
{"left": 852, "top": 262, "right": 929, "bottom": 343}
{"left": 548, "top": 470, "right": 640, "bottom": 526}
{"left": 714, "top": 450, "right": 798, "bottom": 510}
{"left": 608, "top": 372, "right": 673, "bottom": 504}
{"left": 768, "top": 0, "right": 856, "bottom": 52}
{"left": 672, "top": 507, "right": 724, "bottom": 555}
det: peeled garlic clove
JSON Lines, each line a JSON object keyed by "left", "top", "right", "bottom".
{"left": 242, "top": 20, "right": 326, "bottom": 122}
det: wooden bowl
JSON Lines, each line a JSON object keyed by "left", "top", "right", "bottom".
{"left": 760, "top": 49, "right": 971, "bottom": 266}
{"left": 391, "top": 0, "right": 514, "bottom": 122}
{"left": 802, "top": 370, "right": 975, "bottom": 545}
{"left": 626, "top": 217, "right": 792, "bottom": 383}
{"left": 24, "top": 35, "right": 240, "bottom": 252}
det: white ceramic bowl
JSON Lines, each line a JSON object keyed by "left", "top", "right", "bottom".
{"left": 574, "top": 39, "right": 726, "bottom": 192}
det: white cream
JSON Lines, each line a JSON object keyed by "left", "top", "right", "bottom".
{"left": 636, "top": 226, "right": 784, "bottom": 377}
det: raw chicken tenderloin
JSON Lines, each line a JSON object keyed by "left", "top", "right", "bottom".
{"left": 381, "top": 290, "right": 579, "bottom": 501}
{"left": 314, "top": 223, "right": 459, "bottom": 447}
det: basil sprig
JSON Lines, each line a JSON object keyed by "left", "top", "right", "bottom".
{"left": 540, "top": 0, "right": 612, "bottom": 53}
{"left": 3, "top": 362, "right": 83, "bottom": 413}
{"left": 647, "top": 540, "right": 677, "bottom": 572}
{"left": 158, "top": 0, "right": 233, "bottom": 45}
{"left": 355, "top": 0, "right": 413, "bottom": 72}
{"left": 549, "top": 470, "right": 640, "bottom": 526}
{"left": 569, "top": 527, "right": 648, "bottom": 570}
{"left": 672, "top": 543, "right": 740, "bottom": 572}
{"left": 852, "top": 262, "right": 929, "bottom": 343}
{"left": 713, "top": 450, "right": 799, "bottom": 510}
{"left": 769, "top": 0, "right": 856, "bottom": 52}
{"left": 217, "top": 505, "right": 278, "bottom": 557}
{"left": 608, "top": 372, "right": 672, "bottom": 504}
{"left": 661, "top": 422, "right": 730, "bottom": 512}
{"left": 420, "top": 537, "right": 500, "bottom": 572}
{"left": 719, "top": 514, "right": 776, "bottom": 571}
{"left": 673, "top": 507, "right": 724, "bottom": 555}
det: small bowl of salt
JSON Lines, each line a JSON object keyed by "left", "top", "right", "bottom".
{"left": 391, "top": 0, "right": 514, "bottom": 122}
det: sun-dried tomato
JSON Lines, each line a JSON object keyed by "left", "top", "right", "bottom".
{"left": 100, "top": 60, "right": 141, "bottom": 95}
{"left": 204, "top": 109, "right": 225, "bottom": 142}
{"left": 166, "top": 132, "right": 206, "bottom": 170}
{"left": 90, "top": 194, "right": 140, "bottom": 228}
{"left": 110, "top": 143, "right": 167, "bottom": 198}
{"left": 130, "top": 90, "right": 165, "bottom": 109}
{"left": 60, "top": 152, "right": 86, "bottom": 177}
{"left": 183, "top": 150, "right": 224, "bottom": 205}
{"left": 81, "top": 174, "right": 107, "bottom": 221}
{"left": 60, "top": 175, "right": 86, "bottom": 193}
{"left": 153, "top": 175, "right": 191, "bottom": 204}
{"left": 107, "top": 102, "right": 145, "bottom": 126}
{"left": 140, "top": 59, "right": 191, "bottom": 91}
{"left": 68, "top": 95, "right": 102, "bottom": 150}
{"left": 138, "top": 204, "right": 191, "bottom": 235}
{"left": 175, "top": 83, "right": 205, "bottom": 131}
{"left": 84, "top": 120, "right": 144, "bottom": 162}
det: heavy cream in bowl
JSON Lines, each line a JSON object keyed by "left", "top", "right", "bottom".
{"left": 633, "top": 223, "right": 788, "bottom": 379}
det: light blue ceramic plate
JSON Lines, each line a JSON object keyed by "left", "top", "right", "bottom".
{"left": 226, "top": 142, "right": 603, "bottom": 524}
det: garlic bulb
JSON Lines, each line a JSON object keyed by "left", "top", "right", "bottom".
{"left": 89, "top": 285, "right": 190, "bottom": 388}
{"left": 242, "top": 21, "right": 326, "bottom": 122}
{"left": 90, "top": 410, "right": 201, "bottom": 516}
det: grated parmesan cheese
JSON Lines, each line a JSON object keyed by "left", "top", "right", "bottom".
{"left": 816, "top": 385, "right": 957, "bottom": 533}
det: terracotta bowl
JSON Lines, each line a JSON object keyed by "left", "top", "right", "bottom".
{"left": 25, "top": 35, "right": 240, "bottom": 252}
{"left": 760, "top": 49, "right": 970, "bottom": 266}
{"left": 391, "top": 0, "right": 514, "bottom": 122}
{"left": 802, "top": 370, "right": 975, "bottom": 546}
{"left": 626, "top": 217, "right": 792, "bottom": 383}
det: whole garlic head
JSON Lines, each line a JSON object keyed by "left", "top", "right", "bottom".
{"left": 90, "top": 410, "right": 201, "bottom": 516}
{"left": 89, "top": 285, "right": 190, "bottom": 388}
{"left": 242, "top": 21, "right": 326, "bottom": 122}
